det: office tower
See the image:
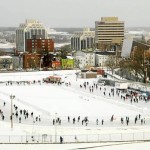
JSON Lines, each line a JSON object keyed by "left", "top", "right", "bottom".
{"left": 16, "top": 19, "right": 48, "bottom": 52}
{"left": 71, "top": 28, "right": 95, "bottom": 51}
{"left": 95, "top": 17, "right": 124, "bottom": 51}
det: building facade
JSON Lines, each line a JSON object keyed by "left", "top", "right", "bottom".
{"left": 0, "top": 56, "right": 13, "bottom": 70}
{"left": 23, "top": 53, "right": 41, "bottom": 69}
{"left": 95, "top": 17, "right": 124, "bottom": 51}
{"left": 16, "top": 19, "right": 48, "bottom": 52}
{"left": 26, "top": 39, "right": 54, "bottom": 54}
{"left": 95, "top": 51, "right": 116, "bottom": 68}
{"left": 76, "top": 51, "right": 95, "bottom": 69}
{"left": 71, "top": 28, "right": 95, "bottom": 51}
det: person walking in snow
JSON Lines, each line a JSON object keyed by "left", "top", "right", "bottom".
{"left": 135, "top": 116, "right": 137, "bottom": 124}
{"left": 20, "top": 110, "right": 22, "bottom": 115}
{"left": 82, "top": 120, "right": 84, "bottom": 125}
{"left": 73, "top": 118, "right": 75, "bottom": 124}
{"left": 75, "top": 136, "right": 78, "bottom": 142}
{"left": 53, "top": 119, "right": 55, "bottom": 125}
{"left": 102, "top": 119, "right": 104, "bottom": 125}
{"left": 96, "top": 119, "right": 99, "bottom": 125}
{"left": 19, "top": 117, "right": 21, "bottom": 123}
{"left": 2, "top": 115, "right": 4, "bottom": 120}
{"left": 139, "top": 114, "right": 141, "bottom": 119}
{"left": 68, "top": 116, "right": 70, "bottom": 122}
{"left": 78, "top": 116, "right": 80, "bottom": 122}
{"left": 111, "top": 115, "right": 114, "bottom": 122}
{"left": 126, "top": 117, "right": 129, "bottom": 126}
{"left": 60, "top": 136, "right": 63, "bottom": 144}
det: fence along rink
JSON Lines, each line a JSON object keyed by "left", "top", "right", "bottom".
{"left": 0, "top": 132, "right": 150, "bottom": 143}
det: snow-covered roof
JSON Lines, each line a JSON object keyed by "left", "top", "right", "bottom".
{"left": 0, "top": 56, "right": 12, "bottom": 59}
{"left": 67, "top": 56, "right": 73, "bottom": 59}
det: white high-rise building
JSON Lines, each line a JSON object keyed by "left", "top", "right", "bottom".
{"left": 71, "top": 28, "right": 95, "bottom": 51}
{"left": 16, "top": 19, "right": 48, "bottom": 52}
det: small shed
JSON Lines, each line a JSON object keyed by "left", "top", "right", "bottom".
{"left": 81, "top": 71, "right": 97, "bottom": 78}
{"left": 115, "top": 82, "right": 129, "bottom": 92}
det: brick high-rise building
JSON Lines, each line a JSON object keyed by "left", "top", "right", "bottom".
{"left": 26, "top": 39, "right": 54, "bottom": 54}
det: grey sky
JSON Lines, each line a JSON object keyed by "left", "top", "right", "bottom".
{"left": 0, "top": 0, "right": 149, "bottom": 27}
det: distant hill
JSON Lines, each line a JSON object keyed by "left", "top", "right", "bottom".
{"left": 126, "top": 27, "right": 150, "bottom": 32}
{"left": 0, "top": 27, "right": 17, "bottom": 32}
{"left": 0, "top": 27, "right": 150, "bottom": 34}
{"left": 53, "top": 28, "right": 95, "bottom": 34}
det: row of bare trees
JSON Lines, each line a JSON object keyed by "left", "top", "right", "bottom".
{"left": 62, "top": 41, "right": 150, "bottom": 84}
{"left": 105, "top": 44, "right": 150, "bottom": 83}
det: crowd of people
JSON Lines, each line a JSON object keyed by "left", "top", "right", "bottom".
{"left": 0, "top": 78, "right": 149, "bottom": 131}
{"left": 0, "top": 100, "right": 41, "bottom": 125}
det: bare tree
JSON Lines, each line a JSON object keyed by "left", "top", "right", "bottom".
{"left": 105, "top": 56, "right": 116, "bottom": 75}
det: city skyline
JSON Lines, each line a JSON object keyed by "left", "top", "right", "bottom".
{"left": 0, "top": 0, "right": 150, "bottom": 27}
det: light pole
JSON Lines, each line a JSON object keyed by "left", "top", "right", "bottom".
{"left": 74, "top": 51, "right": 77, "bottom": 81}
{"left": 52, "top": 61, "right": 55, "bottom": 76}
{"left": 19, "top": 52, "right": 23, "bottom": 70}
{"left": 55, "top": 113, "right": 57, "bottom": 143}
{"left": 40, "top": 56, "right": 44, "bottom": 71}
{"left": 10, "top": 94, "right": 15, "bottom": 129}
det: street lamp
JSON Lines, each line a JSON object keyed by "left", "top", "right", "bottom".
{"left": 55, "top": 113, "right": 57, "bottom": 143}
{"left": 10, "top": 94, "right": 15, "bottom": 129}
{"left": 19, "top": 52, "right": 23, "bottom": 70}
{"left": 74, "top": 51, "right": 78, "bottom": 81}
{"left": 52, "top": 60, "right": 55, "bottom": 76}
{"left": 40, "top": 56, "right": 44, "bottom": 71}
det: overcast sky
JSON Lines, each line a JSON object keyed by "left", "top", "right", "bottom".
{"left": 0, "top": 0, "right": 149, "bottom": 28}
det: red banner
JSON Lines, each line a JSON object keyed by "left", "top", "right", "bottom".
{"left": 97, "top": 69, "right": 105, "bottom": 75}
{"left": 52, "top": 61, "right": 61, "bottom": 68}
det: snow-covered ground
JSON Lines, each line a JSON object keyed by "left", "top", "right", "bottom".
{"left": 0, "top": 70, "right": 150, "bottom": 148}
{"left": 1, "top": 141, "right": 150, "bottom": 150}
